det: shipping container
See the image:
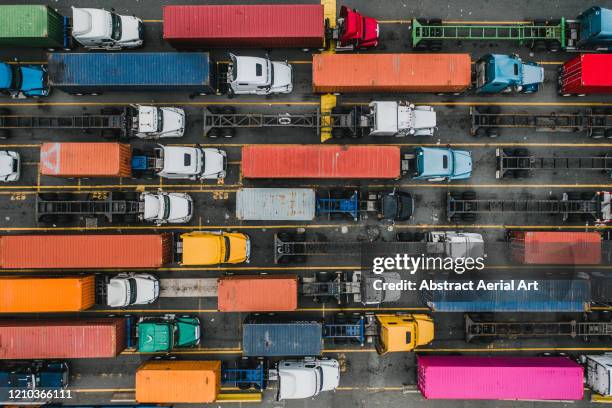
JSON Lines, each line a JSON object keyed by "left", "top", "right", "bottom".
{"left": 312, "top": 54, "right": 472, "bottom": 93}
{"left": 0, "top": 276, "right": 95, "bottom": 313}
{"left": 163, "top": 4, "right": 324, "bottom": 49}
{"left": 0, "top": 318, "right": 126, "bottom": 359}
{"left": 242, "top": 145, "right": 401, "bottom": 179}
{"left": 508, "top": 231, "right": 602, "bottom": 264}
{"left": 40, "top": 142, "right": 132, "bottom": 178}
{"left": 421, "top": 279, "right": 591, "bottom": 312}
{"left": 0, "top": 5, "right": 67, "bottom": 48}
{"left": 236, "top": 188, "right": 316, "bottom": 221}
{"left": 560, "top": 54, "right": 612, "bottom": 95}
{"left": 417, "top": 356, "right": 584, "bottom": 400}
{"left": 242, "top": 320, "right": 322, "bottom": 356}
{"left": 48, "top": 53, "right": 216, "bottom": 94}
{"left": 136, "top": 360, "right": 221, "bottom": 403}
{"left": 0, "top": 234, "right": 173, "bottom": 269}
{"left": 218, "top": 275, "right": 298, "bottom": 312}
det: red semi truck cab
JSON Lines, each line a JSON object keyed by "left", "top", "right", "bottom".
{"left": 336, "top": 5, "right": 379, "bottom": 50}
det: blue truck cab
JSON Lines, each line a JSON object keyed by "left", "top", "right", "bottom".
{"left": 475, "top": 54, "right": 544, "bottom": 94}
{"left": 0, "top": 61, "right": 49, "bottom": 98}
{"left": 574, "top": 7, "right": 612, "bottom": 51}
{"left": 413, "top": 146, "right": 472, "bottom": 181}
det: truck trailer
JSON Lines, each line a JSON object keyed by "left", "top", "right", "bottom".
{"left": 416, "top": 356, "right": 584, "bottom": 400}
{"left": 163, "top": 4, "right": 378, "bottom": 51}
{"left": 559, "top": 54, "right": 612, "bottom": 96}
{"left": 507, "top": 230, "right": 602, "bottom": 264}
{"left": 0, "top": 361, "right": 69, "bottom": 401}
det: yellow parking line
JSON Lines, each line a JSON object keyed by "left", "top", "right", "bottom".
{"left": 143, "top": 19, "right": 163, "bottom": 23}
{"left": 83, "top": 307, "right": 429, "bottom": 314}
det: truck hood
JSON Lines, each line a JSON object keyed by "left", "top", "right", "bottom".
{"left": 160, "top": 107, "right": 185, "bottom": 137}
{"left": 270, "top": 61, "right": 293, "bottom": 93}
{"left": 20, "top": 65, "right": 47, "bottom": 95}
{"left": 119, "top": 14, "right": 143, "bottom": 44}
{"left": 72, "top": 8, "right": 112, "bottom": 40}
{"left": 522, "top": 63, "right": 545, "bottom": 87}
{"left": 0, "top": 63, "right": 12, "bottom": 89}
{"left": 451, "top": 150, "right": 473, "bottom": 179}
{"left": 411, "top": 108, "right": 436, "bottom": 130}
{"left": 202, "top": 148, "right": 226, "bottom": 178}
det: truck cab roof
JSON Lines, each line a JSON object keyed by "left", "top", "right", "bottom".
{"left": 157, "top": 145, "right": 201, "bottom": 177}
{"left": 362, "top": 272, "right": 402, "bottom": 304}
{"left": 231, "top": 55, "right": 270, "bottom": 87}
{"left": 72, "top": 8, "right": 112, "bottom": 40}
{"left": 578, "top": 7, "right": 612, "bottom": 45}
{"left": 137, "top": 106, "right": 160, "bottom": 133}
{"left": 381, "top": 191, "right": 414, "bottom": 221}
{"left": 137, "top": 321, "right": 172, "bottom": 352}
{"left": 415, "top": 147, "right": 472, "bottom": 180}
{"left": 277, "top": 358, "right": 340, "bottom": 400}
{"left": 0, "top": 63, "right": 12, "bottom": 89}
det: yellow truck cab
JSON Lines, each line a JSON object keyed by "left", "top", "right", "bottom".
{"left": 374, "top": 314, "right": 434, "bottom": 355}
{"left": 180, "top": 231, "right": 250, "bottom": 265}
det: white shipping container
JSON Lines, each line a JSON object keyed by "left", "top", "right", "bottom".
{"left": 236, "top": 188, "right": 315, "bottom": 221}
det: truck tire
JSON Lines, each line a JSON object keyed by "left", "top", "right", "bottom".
{"left": 474, "top": 127, "right": 487, "bottom": 137}
{"left": 38, "top": 214, "right": 57, "bottom": 224}
{"left": 316, "top": 271, "right": 332, "bottom": 282}
{"left": 0, "top": 129, "right": 7, "bottom": 140}
{"left": 56, "top": 193, "right": 74, "bottom": 201}
{"left": 547, "top": 40, "right": 561, "bottom": 52}
{"left": 222, "top": 128, "right": 234, "bottom": 138}
{"left": 332, "top": 128, "right": 344, "bottom": 139}
{"left": 486, "top": 128, "right": 499, "bottom": 138}
{"left": 567, "top": 192, "right": 581, "bottom": 201}
{"left": 413, "top": 232, "right": 426, "bottom": 242}
{"left": 207, "top": 128, "right": 220, "bottom": 138}
{"left": 222, "top": 106, "right": 236, "bottom": 115}
{"left": 462, "top": 191, "right": 476, "bottom": 200}
{"left": 396, "top": 232, "right": 413, "bottom": 242}
{"left": 532, "top": 39, "right": 547, "bottom": 52}
{"left": 461, "top": 213, "right": 476, "bottom": 222}
{"left": 38, "top": 193, "right": 57, "bottom": 201}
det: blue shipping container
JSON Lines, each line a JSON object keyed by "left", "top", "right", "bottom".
{"left": 242, "top": 322, "right": 322, "bottom": 356}
{"left": 421, "top": 280, "right": 591, "bottom": 312}
{"left": 48, "top": 53, "right": 215, "bottom": 94}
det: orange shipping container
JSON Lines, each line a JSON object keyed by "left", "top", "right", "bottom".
{"left": 136, "top": 360, "right": 221, "bottom": 403}
{"left": 40, "top": 142, "right": 132, "bottom": 177}
{"left": 0, "top": 234, "right": 173, "bottom": 269}
{"left": 0, "top": 276, "right": 95, "bottom": 312}
{"left": 312, "top": 53, "right": 472, "bottom": 93}
{"left": 218, "top": 275, "right": 298, "bottom": 312}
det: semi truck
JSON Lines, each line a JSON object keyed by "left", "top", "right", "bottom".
{"left": 312, "top": 53, "right": 543, "bottom": 94}
{"left": 559, "top": 54, "right": 612, "bottom": 96}
{"left": 36, "top": 191, "right": 193, "bottom": 225}
{"left": 274, "top": 230, "right": 485, "bottom": 264}
{"left": 0, "top": 274, "right": 159, "bottom": 311}
{"left": 47, "top": 52, "right": 292, "bottom": 96}
{"left": 39, "top": 142, "right": 227, "bottom": 180}
{"left": 470, "top": 106, "right": 612, "bottom": 139}
{"left": 447, "top": 191, "right": 612, "bottom": 224}
{"left": 0, "top": 61, "right": 48, "bottom": 98}
{"left": 0, "top": 5, "right": 143, "bottom": 50}
{"left": 0, "top": 150, "right": 20, "bottom": 181}
{"left": 0, "top": 105, "right": 186, "bottom": 140}
{"left": 242, "top": 313, "right": 434, "bottom": 356}
{"left": 0, "top": 232, "right": 250, "bottom": 269}
{"left": 0, "top": 316, "right": 200, "bottom": 359}
{"left": 411, "top": 7, "right": 612, "bottom": 52}
{"left": 204, "top": 101, "right": 437, "bottom": 139}
{"left": 495, "top": 148, "right": 612, "bottom": 179}
{"left": 163, "top": 4, "right": 379, "bottom": 51}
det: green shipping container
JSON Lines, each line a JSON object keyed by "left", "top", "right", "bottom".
{"left": 0, "top": 5, "right": 66, "bottom": 48}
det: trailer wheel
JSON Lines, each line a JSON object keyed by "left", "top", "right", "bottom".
{"left": 396, "top": 232, "right": 413, "bottom": 242}
{"left": 222, "top": 106, "right": 236, "bottom": 115}
{"left": 56, "top": 193, "right": 74, "bottom": 201}
{"left": 413, "top": 232, "right": 426, "bottom": 242}
{"left": 606, "top": 129, "right": 612, "bottom": 139}
{"left": 581, "top": 192, "right": 595, "bottom": 200}
{"left": 461, "top": 213, "right": 476, "bottom": 222}
{"left": 567, "top": 192, "right": 581, "bottom": 201}
{"left": 276, "top": 232, "right": 291, "bottom": 242}
{"left": 486, "top": 128, "right": 499, "bottom": 138}
{"left": 124, "top": 214, "right": 138, "bottom": 224}
{"left": 532, "top": 40, "right": 547, "bottom": 52}
{"left": 207, "top": 128, "right": 220, "bottom": 138}
{"left": 474, "top": 127, "right": 487, "bottom": 138}
{"left": 332, "top": 128, "right": 344, "bottom": 139}
{"left": 38, "top": 214, "right": 57, "bottom": 224}
{"left": 316, "top": 271, "right": 332, "bottom": 283}
{"left": 591, "top": 128, "right": 605, "bottom": 139}
{"left": 38, "top": 193, "right": 57, "bottom": 201}
{"left": 222, "top": 128, "right": 234, "bottom": 138}
{"left": 462, "top": 191, "right": 476, "bottom": 200}
{"left": 450, "top": 215, "right": 462, "bottom": 223}
{"left": 547, "top": 40, "right": 561, "bottom": 52}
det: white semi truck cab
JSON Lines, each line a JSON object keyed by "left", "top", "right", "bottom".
{"left": 71, "top": 7, "right": 144, "bottom": 50}
{"left": 106, "top": 273, "right": 159, "bottom": 308}
{"left": 273, "top": 358, "right": 340, "bottom": 400}
{"left": 368, "top": 101, "right": 436, "bottom": 137}
{"left": 152, "top": 145, "right": 227, "bottom": 180}
{"left": 141, "top": 191, "right": 193, "bottom": 224}
{"left": 427, "top": 231, "right": 485, "bottom": 259}
{"left": 227, "top": 54, "right": 293, "bottom": 95}
{"left": 132, "top": 106, "right": 185, "bottom": 139}
{"left": 0, "top": 150, "right": 20, "bottom": 182}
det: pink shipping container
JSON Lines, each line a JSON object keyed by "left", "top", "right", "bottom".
{"left": 163, "top": 5, "right": 324, "bottom": 49}
{"left": 560, "top": 54, "right": 612, "bottom": 95}
{"left": 0, "top": 318, "right": 127, "bottom": 359}
{"left": 417, "top": 356, "right": 584, "bottom": 400}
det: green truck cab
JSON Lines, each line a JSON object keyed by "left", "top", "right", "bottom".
{"left": 137, "top": 315, "right": 201, "bottom": 352}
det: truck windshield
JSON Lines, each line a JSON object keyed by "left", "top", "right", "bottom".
{"left": 110, "top": 13, "right": 122, "bottom": 41}
{"left": 223, "top": 236, "right": 231, "bottom": 262}
{"left": 317, "top": 367, "right": 324, "bottom": 392}
{"left": 128, "top": 278, "right": 137, "bottom": 304}
{"left": 10, "top": 65, "right": 22, "bottom": 90}
{"left": 268, "top": 60, "right": 273, "bottom": 90}
{"left": 157, "top": 108, "right": 164, "bottom": 131}
{"left": 162, "top": 195, "right": 170, "bottom": 220}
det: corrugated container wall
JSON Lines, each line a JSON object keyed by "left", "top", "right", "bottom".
{"left": 242, "top": 321, "right": 322, "bottom": 356}
{"left": 422, "top": 279, "right": 590, "bottom": 312}
{"left": 0, "top": 234, "right": 173, "bottom": 269}
{"left": 136, "top": 360, "right": 221, "bottom": 403}
{"left": 163, "top": 5, "right": 324, "bottom": 48}
{"left": 0, "top": 318, "right": 127, "bottom": 359}
{"left": 312, "top": 54, "right": 472, "bottom": 93}
{"left": 509, "top": 231, "right": 602, "bottom": 264}
{"left": 218, "top": 275, "right": 298, "bottom": 312}
{"left": 0, "top": 5, "right": 66, "bottom": 48}
{"left": 48, "top": 53, "right": 215, "bottom": 93}
{"left": 0, "top": 276, "right": 95, "bottom": 313}
{"left": 560, "top": 54, "right": 612, "bottom": 95}
{"left": 236, "top": 188, "right": 316, "bottom": 221}
{"left": 242, "top": 145, "right": 401, "bottom": 179}
{"left": 417, "top": 356, "right": 584, "bottom": 400}
{"left": 40, "top": 142, "right": 132, "bottom": 177}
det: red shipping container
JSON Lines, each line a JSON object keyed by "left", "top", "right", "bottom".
{"left": 218, "top": 275, "right": 298, "bottom": 312}
{"left": 0, "top": 318, "right": 127, "bottom": 359}
{"left": 312, "top": 53, "right": 472, "bottom": 93}
{"left": 242, "top": 145, "right": 401, "bottom": 179}
{"left": 560, "top": 54, "right": 612, "bottom": 95}
{"left": 417, "top": 356, "right": 584, "bottom": 400}
{"left": 0, "top": 234, "right": 173, "bottom": 269}
{"left": 163, "top": 5, "right": 324, "bottom": 49}
{"left": 40, "top": 142, "right": 132, "bottom": 178}
{"left": 509, "top": 231, "right": 601, "bottom": 264}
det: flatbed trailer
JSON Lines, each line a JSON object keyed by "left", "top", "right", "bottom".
{"left": 447, "top": 191, "right": 612, "bottom": 223}
{"left": 470, "top": 106, "right": 612, "bottom": 138}
{"left": 465, "top": 315, "right": 612, "bottom": 342}
{"left": 496, "top": 148, "right": 612, "bottom": 178}
{"left": 0, "top": 107, "right": 134, "bottom": 139}
{"left": 274, "top": 232, "right": 361, "bottom": 264}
